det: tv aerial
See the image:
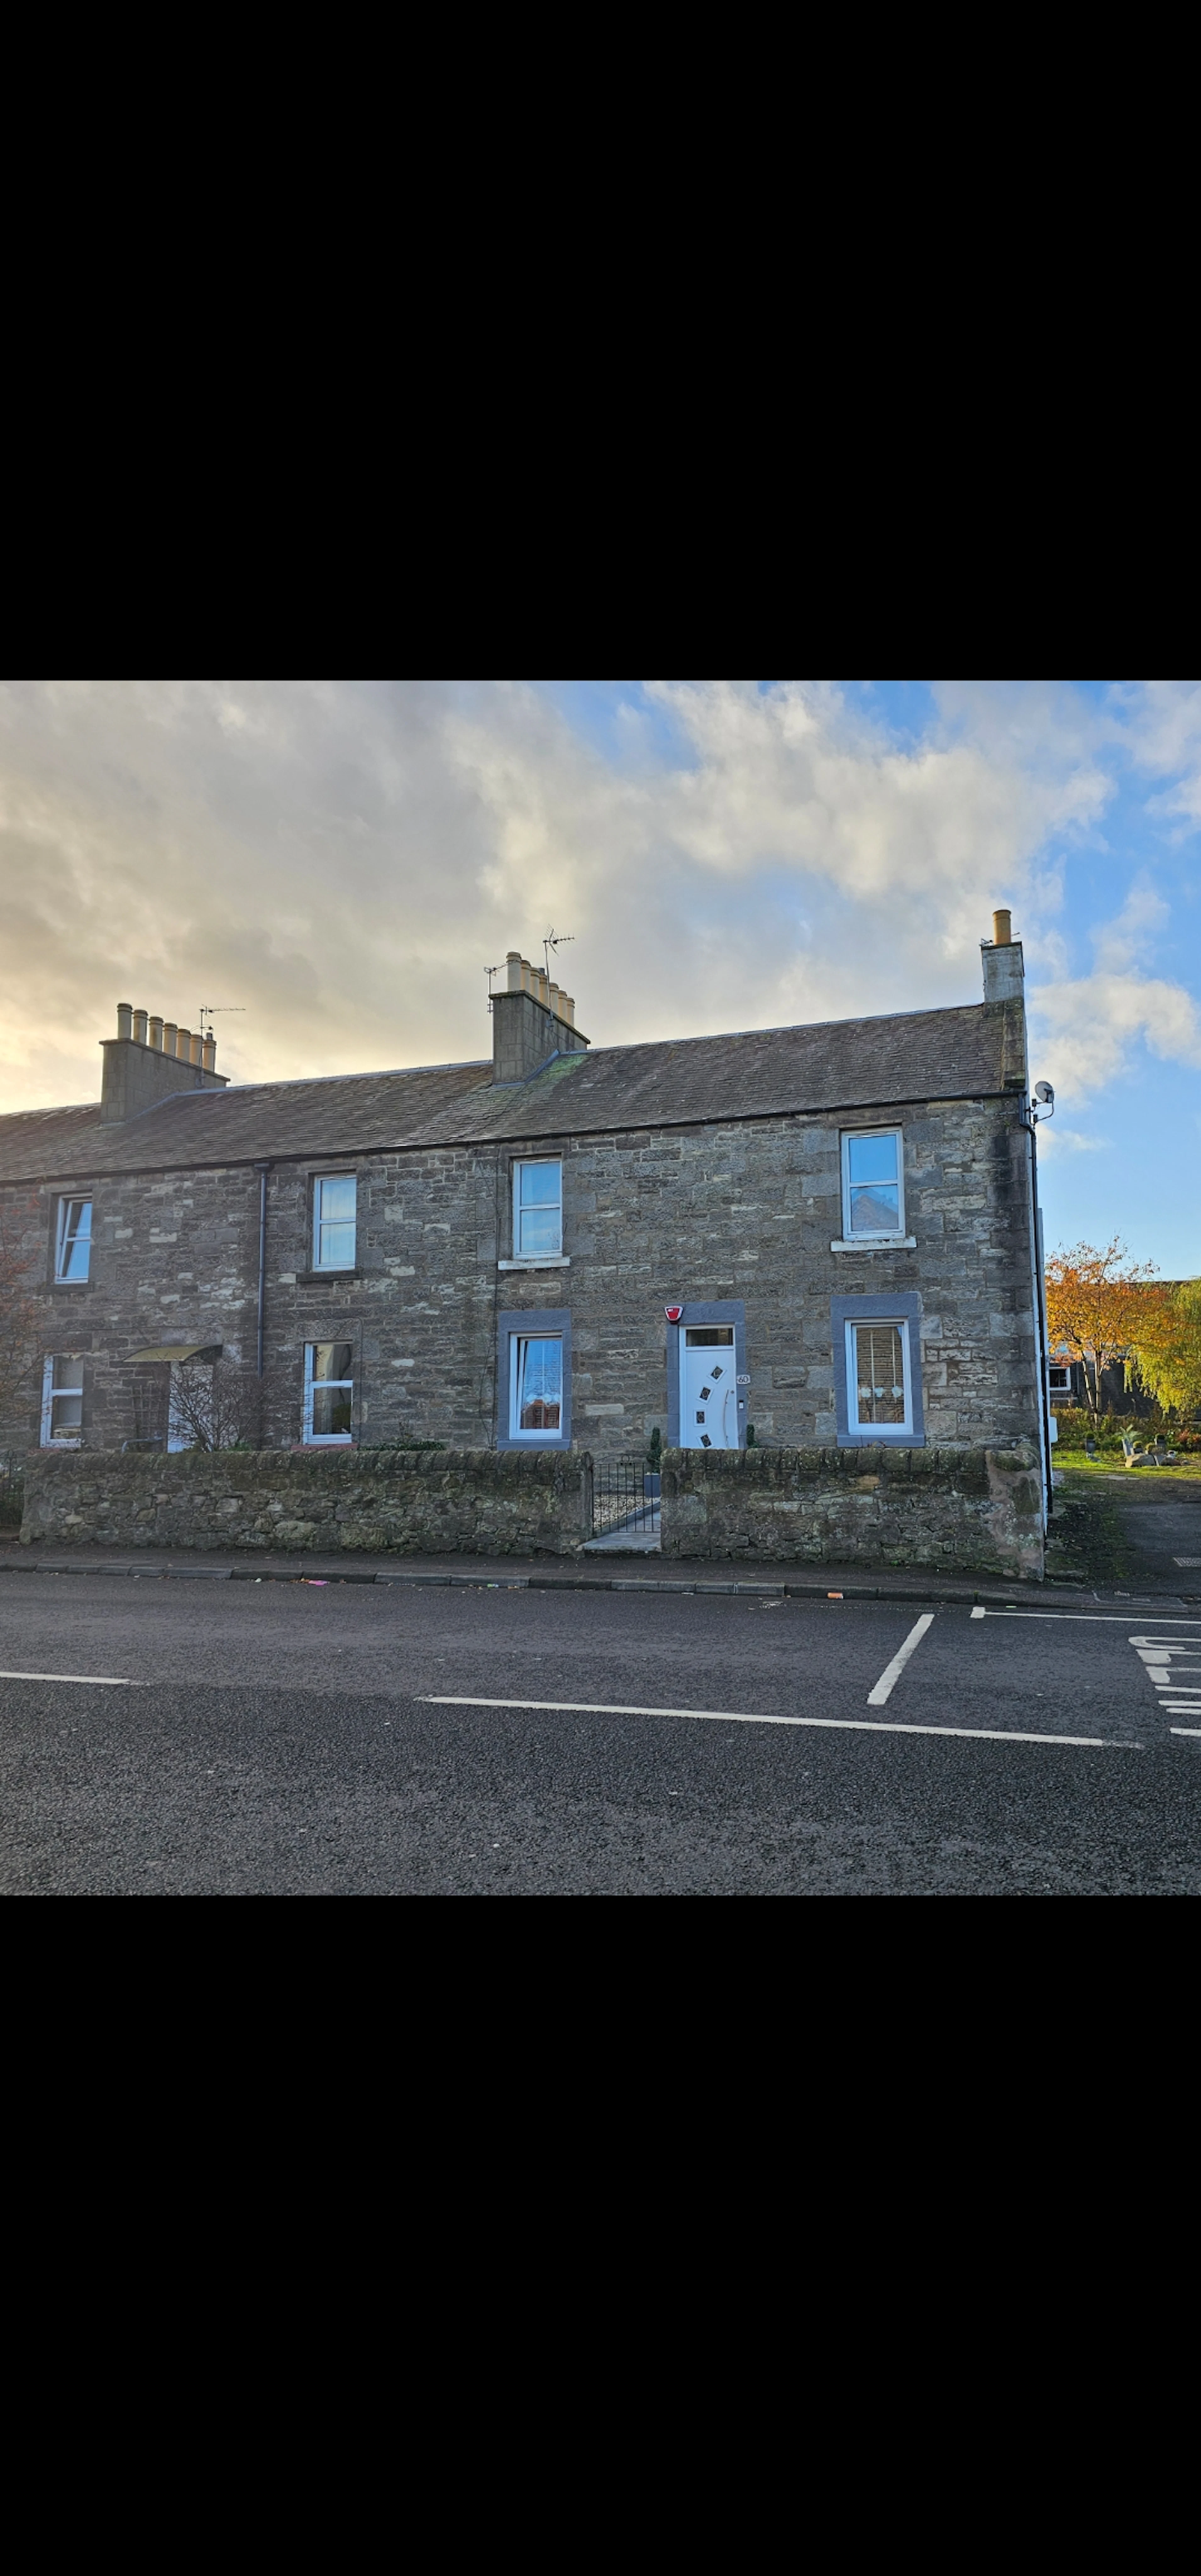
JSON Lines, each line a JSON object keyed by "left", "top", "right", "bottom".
{"left": 543, "top": 928, "right": 575, "bottom": 981}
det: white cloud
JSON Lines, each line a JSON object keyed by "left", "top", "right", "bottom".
{"left": 0, "top": 677, "right": 1170, "bottom": 1118}
{"left": 1034, "top": 1127, "right": 1111, "bottom": 1155}
{"left": 1029, "top": 971, "right": 1201, "bottom": 1100}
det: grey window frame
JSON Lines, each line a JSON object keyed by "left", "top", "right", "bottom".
{"left": 496, "top": 1307, "right": 572, "bottom": 1450}
{"left": 831, "top": 1291, "right": 925, "bottom": 1448}
{"left": 665, "top": 1300, "right": 747, "bottom": 1450}
{"left": 839, "top": 1127, "right": 907, "bottom": 1243}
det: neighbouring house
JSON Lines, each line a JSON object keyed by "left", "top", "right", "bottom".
{"left": 1047, "top": 1352, "right": 1152, "bottom": 1416}
{"left": 0, "top": 919, "right": 1052, "bottom": 1556}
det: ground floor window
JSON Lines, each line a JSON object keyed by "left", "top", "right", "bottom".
{"left": 832, "top": 1291, "right": 925, "bottom": 1447}
{"left": 41, "top": 1354, "right": 83, "bottom": 1445}
{"left": 1048, "top": 1364, "right": 1072, "bottom": 1394}
{"left": 846, "top": 1319, "right": 913, "bottom": 1434}
{"left": 496, "top": 1307, "right": 572, "bottom": 1449}
{"left": 511, "top": 1334, "right": 563, "bottom": 1434}
{"left": 304, "top": 1341, "right": 354, "bottom": 1443}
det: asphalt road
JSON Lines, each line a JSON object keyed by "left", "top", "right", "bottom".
{"left": 2, "top": 1574, "right": 1199, "bottom": 1894}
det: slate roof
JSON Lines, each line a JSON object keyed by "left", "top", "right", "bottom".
{"left": 0, "top": 1001, "right": 1021, "bottom": 1182}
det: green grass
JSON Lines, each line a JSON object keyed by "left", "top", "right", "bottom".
{"left": 1055, "top": 1452, "right": 1201, "bottom": 1482}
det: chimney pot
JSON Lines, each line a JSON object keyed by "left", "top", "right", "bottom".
{"left": 177, "top": 1028, "right": 191, "bottom": 1063}
{"left": 163, "top": 1022, "right": 178, "bottom": 1057}
{"left": 133, "top": 1010, "right": 148, "bottom": 1044}
{"left": 992, "top": 908, "right": 1012, "bottom": 947}
{"left": 116, "top": 1003, "right": 133, "bottom": 1041}
{"left": 560, "top": 993, "right": 575, "bottom": 1027}
{"left": 202, "top": 1033, "right": 217, "bottom": 1072}
{"left": 506, "top": 950, "right": 523, "bottom": 991}
{"left": 188, "top": 1031, "right": 203, "bottom": 1066}
{"left": 548, "top": 980, "right": 561, "bottom": 1018}
{"left": 148, "top": 1015, "right": 163, "bottom": 1050}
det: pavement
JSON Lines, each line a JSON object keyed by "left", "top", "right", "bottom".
{"left": 1100, "top": 1472, "right": 1201, "bottom": 1591}
{"left": 3, "top": 1553, "right": 1199, "bottom": 1894}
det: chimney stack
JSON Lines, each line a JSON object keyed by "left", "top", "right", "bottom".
{"left": 100, "top": 1000, "right": 230, "bottom": 1123}
{"left": 981, "top": 910, "right": 1027, "bottom": 1084}
{"left": 491, "top": 949, "right": 588, "bottom": 1083}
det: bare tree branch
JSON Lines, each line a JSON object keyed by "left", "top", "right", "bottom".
{"left": 168, "top": 1360, "right": 259, "bottom": 1452}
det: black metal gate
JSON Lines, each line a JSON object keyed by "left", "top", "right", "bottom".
{"left": 590, "top": 1456, "right": 661, "bottom": 1540}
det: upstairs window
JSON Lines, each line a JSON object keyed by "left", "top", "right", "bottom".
{"left": 41, "top": 1354, "right": 84, "bottom": 1445}
{"left": 313, "top": 1175, "right": 357, "bottom": 1271}
{"left": 55, "top": 1197, "right": 92, "bottom": 1281}
{"left": 841, "top": 1130, "right": 905, "bottom": 1240}
{"left": 303, "top": 1342, "right": 354, "bottom": 1443}
{"left": 513, "top": 1159, "right": 562, "bottom": 1259}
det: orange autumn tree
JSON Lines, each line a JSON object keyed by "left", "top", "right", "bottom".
{"left": 1043, "top": 1238, "right": 1160, "bottom": 1418}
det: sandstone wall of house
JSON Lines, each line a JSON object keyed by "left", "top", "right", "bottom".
{"left": 0, "top": 1095, "right": 1041, "bottom": 1462}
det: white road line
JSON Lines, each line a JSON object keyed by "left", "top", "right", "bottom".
{"left": 980, "top": 1611, "right": 1201, "bottom": 1625}
{"left": 867, "top": 1613, "right": 935, "bottom": 1706}
{"left": 1171, "top": 1728, "right": 1201, "bottom": 1738}
{"left": 0, "top": 1668, "right": 135, "bottom": 1686}
{"left": 418, "top": 1693, "right": 1132, "bottom": 1748}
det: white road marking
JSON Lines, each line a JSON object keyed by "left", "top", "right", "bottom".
{"left": 867, "top": 1614, "right": 935, "bottom": 1706}
{"left": 1126, "top": 1634, "right": 1201, "bottom": 1731}
{"left": 1130, "top": 1642, "right": 1201, "bottom": 1704}
{"left": 418, "top": 1693, "right": 1132, "bottom": 1748}
{"left": 0, "top": 1668, "right": 135, "bottom": 1685}
{"left": 971, "top": 1606, "right": 987, "bottom": 1618}
{"left": 980, "top": 1611, "right": 1201, "bottom": 1625}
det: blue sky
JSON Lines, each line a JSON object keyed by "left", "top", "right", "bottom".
{"left": 0, "top": 679, "right": 1198, "bottom": 1273}
{"left": 536, "top": 681, "right": 1201, "bottom": 1274}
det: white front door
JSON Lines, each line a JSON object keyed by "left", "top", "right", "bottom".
{"left": 680, "top": 1329, "right": 739, "bottom": 1449}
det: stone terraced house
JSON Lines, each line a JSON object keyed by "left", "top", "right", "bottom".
{"left": 0, "top": 920, "right": 1053, "bottom": 1550}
